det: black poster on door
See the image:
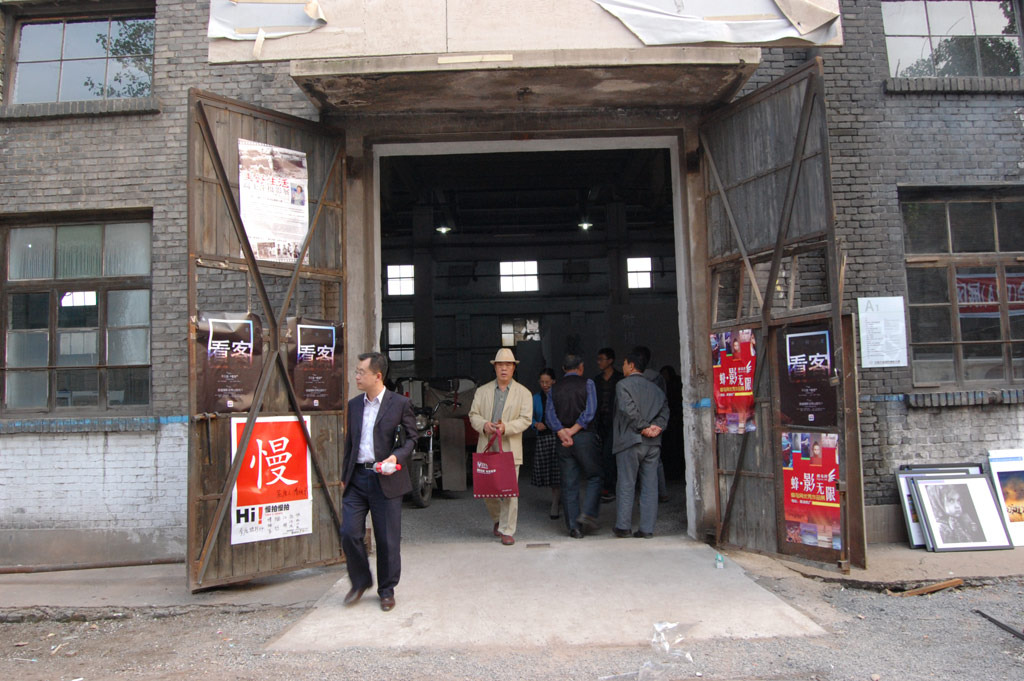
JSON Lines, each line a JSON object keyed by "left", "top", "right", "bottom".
{"left": 285, "top": 317, "right": 344, "bottom": 411}
{"left": 196, "top": 312, "right": 262, "bottom": 413}
{"left": 778, "top": 323, "right": 837, "bottom": 428}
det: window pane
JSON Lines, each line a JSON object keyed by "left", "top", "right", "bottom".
{"left": 1009, "top": 304, "right": 1024, "bottom": 339}
{"left": 108, "top": 367, "right": 150, "bottom": 406}
{"left": 108, "top": 290, "right": 149, "bottom": 327}
{"left": 887, "top": 36, "right": 935, "bottom": 76}
{"left": 973, "top": 1, "right": 1017, "bottom": 33}
{"left": 57, "top": 330, "right": 98, "bottom": 366}
{"left": 58, "top": 291, "right": 98, "bottom": 327}
{"left": 57, "top": 225, "right": 102, "bottom": 278}
{"left": 7, "top": 331, "right": 49, "bottom": 368}
{"left": 18, "top": 22, "right": 64, "bottom": 61}
{"left": 12, "top": 61, "right": 60, "bottom": 104}
{"left": 882, "top": 1, "right": 929, "bottom": 34}
{"left": 955, "top": 267, "right": 998, "bottom": 304}
{"left": 1008, "top": 268, "right": 1024, "bottom": 304}
{"left": 932, "top": 36, "right": 980, "bottom": 75}
{"left": 6, "top": 371, "right": 49, "bottom": 409}
{"left": 996, "top": 201, "right": 1024, "bottom": 251}
{"left": 963, "top": 343, "right": 1004, "bottom": 380}
{"left": 104, "top": 222, "right": 151, "bottom": 275}
{"left": 9, "top": 227, "right": 55, "bottom": 279}
{"left": 912, "top": 344, "right": 955, "bottom": 383}
{"left": 927, "top": 1, "right": 976, "bottom": 34}
{"left": 56, "top": 369, "right": 98, "bottom": 407}
{"left": 950, "top": 202, "right": 995, "bottom": 252}
{"left": 980, "top": 36, "right": 1022, "bottom": 75}
{"left": 907, "top": 268, "right": 949, "bottom": 304}
{"left": 107, "top": 328, "right": 149, "bottom": 365}
{"left": 910, "top": 306, "right": 953, "bottom": 341}
{"left": 107, "top": 55, "right": 152, "bottom": 99}
{"left": 960, "top": 309, "right": 1001, "bottom": 340}
{"left": 59, "top": 58, "right": 106, "bottom": 102}
{"left": 1013, "top": 343, "right": 1024, "bottom": 379}
{"left": 902, "top": 202, "right": 948, "bottom": 252}
{"left": 63, "top": 20, "right": 109, "bottom": 59}
{"left": 9, "top": 293, "right": 49, "bottom": 330}
{"left": 112, "top": 19, "right": 155, "bottom": 56}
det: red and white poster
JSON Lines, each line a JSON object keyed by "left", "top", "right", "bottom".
{"left": 781, "top": 431, "right": 841, "bottom": 551}
{"left": 711, "top": 329, "right": 757, "bottom": 434}
{"left": 230, "top": 415, "right": 313, "bottom": 545}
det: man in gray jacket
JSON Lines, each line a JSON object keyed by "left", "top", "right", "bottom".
{"left": 612, "top": 347, "right": 669, "bottom": 538}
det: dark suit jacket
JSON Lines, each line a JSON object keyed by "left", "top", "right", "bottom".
{"left": 342, "top": 389, "right": 418, "bottom": 499}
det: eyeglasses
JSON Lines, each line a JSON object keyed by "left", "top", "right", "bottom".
{"left": 354, "top": 368, "right": 371, "bottom": 377}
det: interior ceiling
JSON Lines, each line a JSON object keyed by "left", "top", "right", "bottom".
{"left": 380, "top": 148, "right": 674, "bottom": 253}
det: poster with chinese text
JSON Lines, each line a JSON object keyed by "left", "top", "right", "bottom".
{"left": 230, "top": 415, "right": 313, "bottom": 545}
{"left": 778, "top": 325, "right": 837, "bottom": 428}
{"left": 196, "top": 313, "right": 262, "bottom": 413}
{"left": 238, "top": 138, "right": 309, "bottom": 264}
{"left": 285, "top": 317, "right": 344, "bottom": 411}
{"left": 857, "top": 297, "right": 908, "bottom": 368}
{"left": 782, "top": 431, "right": 841, "bottom": 550}
{"left": 711, "top": 329, "right": 756, "bottom": 434}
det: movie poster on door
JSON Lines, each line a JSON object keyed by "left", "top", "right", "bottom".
{"left": 778, "top": 324, "right": 837, "bottom": 428}
{"left": 195, "top": 313, "right": 262, "bottom": 413}
{"left": 238, "top": 138, "right": 310, "bottom": 264}
{"left": 285, "top": 317, "right": 344, "bottom": 411}
{"left": 230, "top": 415, "right": 313, "bottom": 545}
{"left": 711, "top": 329, "right": 757, "bottom": 434}
{"left": 782, "top": 431, "right": 841, "bottom": 551}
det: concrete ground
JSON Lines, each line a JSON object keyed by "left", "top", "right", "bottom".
{"left": 1, "top": 476, "right": 1020, "bottom": 653}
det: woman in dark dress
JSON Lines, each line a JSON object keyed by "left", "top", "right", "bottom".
{"left": 530, "top": 368, "right": 561, "bottom": 518}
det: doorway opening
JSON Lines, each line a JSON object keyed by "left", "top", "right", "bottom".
{"left": 375, "top": 138, "right": 690, "bottom": 540}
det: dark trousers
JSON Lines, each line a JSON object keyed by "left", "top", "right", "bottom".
{"left": 558, "top": 430, "right": 602, "bottom": 531}
{"left": 341, "top": 467, "right": 403, "bottom": 597}
{"left": 598, "top": 426, "right": 617, "bottom": 492}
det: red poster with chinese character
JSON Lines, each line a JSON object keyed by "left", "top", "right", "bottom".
{"left": 230, "top": 415, "right": 313, "bottom": 545}
{"left": 781, "top": 431, "right": 841, "bottom": 551}
{"left": 711, "top": 329, "right": 756, "bottom": 434}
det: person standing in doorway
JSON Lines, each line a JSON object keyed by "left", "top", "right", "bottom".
{"left": 469, "top": 348, "right": 534, "bottom": 546}
{"left": 545, "top": 354, "right": 601, "bottom": 538}
{"left": 530, "top": 368, "right": 561, "bottom": 519}
{"left": 612, "top": 347, "right": 669, "bottom": 538}
{"left": 340, "top": 352, "right": 418, "bottom": 612}
{"left": 636, "top": 346, "right": 670, "bottom": 503}
{"left": 593, "top": 347, "right": 623, "bottom": 504}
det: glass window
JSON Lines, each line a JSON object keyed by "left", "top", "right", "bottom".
{"left": 627, "top": 257, "right": 653, "bottom": 289}
{"left": 499, "top": 261, "right": 539, "bottom": 293}
{"left": 387, "top": 321, "right": 414, "bottom": 361}
{"left": 386, "top": 265, "right": 414, "bottom": 296}
{"left": 882, "top": 0, "right": 1024, "bottom": 77}
{"left": 903, "top": 194, "right": 1024, "bottom": 386}
{"left": 2, "top": 220, "right": 152, "bottom": 412}
{"left": 12, "top": 15, "right": 155, "bottom": 104}
{"left": 500, "top": 318, "right": 541, "bottom": 348}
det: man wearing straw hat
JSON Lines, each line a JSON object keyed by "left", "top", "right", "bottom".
{"left": 468, "top": 347, "right": 534, "bottom": 545}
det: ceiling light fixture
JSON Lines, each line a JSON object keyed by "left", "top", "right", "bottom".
{"left": 578, "top": 219, "right": 593, "bottom": 231}
{"left": 435, "top": 225, "right": 452, "bottom": 234}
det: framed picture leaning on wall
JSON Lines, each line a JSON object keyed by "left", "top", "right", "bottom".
{"left": 912, "top": 475, "right": 1012, "bottom": 552}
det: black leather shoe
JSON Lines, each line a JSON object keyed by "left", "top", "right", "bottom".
{"left": 613, "top": 527, "right": 632, "bottom": 538}
{"left": 569, "top": 528, "right": 584, "bottom": 538}
{"left": 343, "top": 586, "right": 367, "bottom": 606}
{"left": 633, "top": 530, "right": 654, "bottom": 538}
{"left": 380, "top": 595, "right": 395, "bottom": 612}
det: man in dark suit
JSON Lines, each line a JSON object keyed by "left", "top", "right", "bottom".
{"left": 341, "top": 352, "right": 418, "bottom": 612}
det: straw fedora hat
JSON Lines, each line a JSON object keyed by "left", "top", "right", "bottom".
{"left": 490, "top": 348, "right": 520, "bottom": 364}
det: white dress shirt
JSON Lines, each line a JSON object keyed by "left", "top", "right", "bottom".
{"left": 357, "top": 392, "right": 383, "bottom": 464}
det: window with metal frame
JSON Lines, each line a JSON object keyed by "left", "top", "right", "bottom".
{"left": 387, "top": 320, "right": 414, "bottom": 362}
{"left": 3, "top": 220, "right": 152, "bottom": 412}
{"left": 386, "top": 264, "right": 414, "bottom": 296}
{"left": 10, "top": 12, "right": 155, "bottom": 104}
{"left": 499, "top": 261, "right": 538, "bottom": 293}
{"left": 881, "top": 0, "right": 1024, "bottom": 78}
{"left": 626, "top": 257, "right": 653, "bottom": 289}
{"left": 902, "top": 195, "right": 1024, "bottom": 386}
{"left": 500, "top": 318, "right": 540, "bottom": 347}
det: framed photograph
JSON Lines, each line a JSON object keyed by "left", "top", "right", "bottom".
{"left": 912, "top": 475, "right": 1012, "bottom": 552}
{"left": 987, "top": 449, "right": 1024, "bottom": 547}
{"left": 897, "top": 469, "right": 973, "bottom": 548}
{"left": 900, "top": 462, "right": 984, "bottom": 475}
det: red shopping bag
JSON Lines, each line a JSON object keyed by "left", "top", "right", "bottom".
{"left": 472, "top": 432, "right": 519, "bottom": 499}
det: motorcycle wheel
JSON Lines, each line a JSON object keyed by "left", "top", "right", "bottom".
{"left": 408, "top": 457, "right": 433, "bottom": 508}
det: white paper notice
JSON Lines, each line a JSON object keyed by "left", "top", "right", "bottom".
{"left": 858, "top": 297, "right": 908, "bottom": 368}
{"left": 238, "top": 138, "right": 309, "bottom": 264}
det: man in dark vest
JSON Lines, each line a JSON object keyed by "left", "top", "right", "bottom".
{"left": 544, "top": 354, "right": 601, "bottom": 538}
